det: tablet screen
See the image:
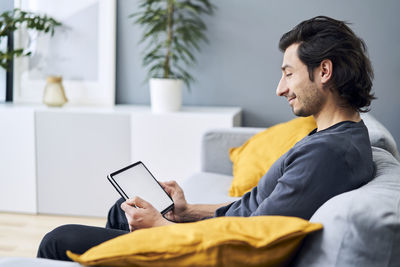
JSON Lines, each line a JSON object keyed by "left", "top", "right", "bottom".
{"left": 108, "top": 162, "right": 174, "bottom": 214}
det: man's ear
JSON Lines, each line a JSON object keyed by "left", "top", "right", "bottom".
{"left": 319, "top": 59, "right": 333, "bottom": 84}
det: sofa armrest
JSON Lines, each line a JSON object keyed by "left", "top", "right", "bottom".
{"left": 201, "top": 127, "right": 265, "bottom": 175}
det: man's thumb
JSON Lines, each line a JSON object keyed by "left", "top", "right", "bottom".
{"left": 133, "top": 196, "right": 151, "bottom": 208}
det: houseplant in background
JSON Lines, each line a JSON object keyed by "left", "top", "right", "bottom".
{"left": 0, "top": 8, "right": 61, "bottom": 101}
{"left": 130, "top": 0, "right": 215, "bottom": 113}
{"left": 0, "top": 8, "right": 61, "bottom": 71}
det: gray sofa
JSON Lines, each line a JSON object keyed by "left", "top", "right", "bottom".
{"left": 183, "top": 113, "right": 400, "bottom": 267}
{"left": 1, "top": 113, "right": 399, "bottom": 267}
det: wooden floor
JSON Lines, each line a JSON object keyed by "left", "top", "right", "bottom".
{"left": 0, "top": 212, "right": 106, "bottom": 258}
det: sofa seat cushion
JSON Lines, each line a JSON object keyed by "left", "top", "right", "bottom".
{"left": 0, "top": 258, "right": 81, "bottom": 267}
{"left": 180, "top": 172, "right": 239, "bottom": 204}
{"left": 293, "top": 146, "right": 400, "bottom": 267}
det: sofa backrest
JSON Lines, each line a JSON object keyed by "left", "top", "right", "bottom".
{"left": 361, "top": 113, "right": 400, "bottom": 160}
{"left": 293, "top": 146, "right": 400, "bottom": 267}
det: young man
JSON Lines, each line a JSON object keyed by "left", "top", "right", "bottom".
{"left": 38, "top": 16, "right": 375, "bottom": 261}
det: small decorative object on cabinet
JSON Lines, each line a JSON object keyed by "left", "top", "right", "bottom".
{"left": 43, "top": 76, "right": 68, "bottom": 107}
{"left": 130, "top": 0, "right": 215, "bottom": 113}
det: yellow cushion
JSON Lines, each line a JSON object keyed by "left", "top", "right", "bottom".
{"left": 68, "top": 216, "right": 322, "bottom": 267}
{"left": 229, "top": 116, "right": 317, "bottom": 197}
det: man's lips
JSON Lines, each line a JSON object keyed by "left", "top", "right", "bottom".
{"left": 287, "top": 96, "right": 296, "bottom": 104}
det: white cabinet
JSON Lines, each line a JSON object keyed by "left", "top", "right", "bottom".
{"left": 130, "top": 106, "right": 242, "bottom": 181}
{"left": 0, "top": 105, "right": 36, "bottom": 213}
{"left": 35, "top": 109, "right": 131, "bottom": 217}
{"left": 0, "top": 105, "right": 241, "bottom": 217}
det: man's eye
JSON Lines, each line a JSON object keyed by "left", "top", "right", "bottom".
{"left": 286, "top": 73, "right": 292, "bottom": 77}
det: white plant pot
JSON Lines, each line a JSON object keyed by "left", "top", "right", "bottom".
{"left": 149, "top": 78, "right": 183, "bottom": 113}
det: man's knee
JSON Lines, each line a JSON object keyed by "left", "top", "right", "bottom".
{"left": 37, "top": 224, "right": 81, "bottom": 261}
{"left": 106, "top": 197, "right": 129, "bottom": 231}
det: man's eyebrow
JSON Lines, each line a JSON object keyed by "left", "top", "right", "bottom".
{"left": 281, "top": 64, "right": 292, "bottom": 71}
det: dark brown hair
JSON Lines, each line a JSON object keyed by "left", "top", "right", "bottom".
{"left": 279, "top": 16, "right": 375, "bottom": 112}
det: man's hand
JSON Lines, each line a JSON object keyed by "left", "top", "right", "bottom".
{"left": 121, "top": 196, "right": 172, "bottom": 232}
{"left": 159, "top": 180, "right": 189, "bottom": 222}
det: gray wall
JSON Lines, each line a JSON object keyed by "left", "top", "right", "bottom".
{"left": 116, "top": 0, "right": 400, "bottom": 147}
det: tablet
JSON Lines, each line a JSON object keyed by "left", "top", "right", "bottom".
{"left": 107, "top": 161, "right": 174, "bottom": 215}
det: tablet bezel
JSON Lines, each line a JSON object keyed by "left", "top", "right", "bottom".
{"left": 107, "top": 161, "right": 174, "bottom": 215}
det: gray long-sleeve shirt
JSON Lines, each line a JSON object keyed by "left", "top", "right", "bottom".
{"left": 215, "top": 120, "right": 374, "bottom": 220}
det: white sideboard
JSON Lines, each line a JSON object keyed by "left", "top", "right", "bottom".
{"left": 35, "top": 109, "right": 132, "bottom": 218}
{"left": 0, "top": 104, "right": 241, "bottom": 217}
{"left": 0, "top": 106, "right": 36, "bottom": 213}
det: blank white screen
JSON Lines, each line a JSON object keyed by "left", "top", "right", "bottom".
{"left": 112, "top": 163, "right": 173, "bottom": 213}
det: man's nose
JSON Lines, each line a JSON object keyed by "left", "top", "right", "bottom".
{"left": 276, "top": 76, "right": 288, "bottom": 96}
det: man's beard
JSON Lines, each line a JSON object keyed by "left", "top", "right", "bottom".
{"left": 292, "top": 84, "right": 324, "bottom": 117}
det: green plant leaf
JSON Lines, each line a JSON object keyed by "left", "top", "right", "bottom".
{"left": 0, "top": 8, "right": 61, "bottom": 71}
{"left": 129, "top": 0, "right": 215, "bottom": 87}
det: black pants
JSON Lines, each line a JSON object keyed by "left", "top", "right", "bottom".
{"left": 37, "top": 198, "right": 130, "bottom": 261}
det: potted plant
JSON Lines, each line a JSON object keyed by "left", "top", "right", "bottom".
{"left": 0, "top": 8, "right": 61, "bottom": 100}
{"left": 130, "top": 0, "right": 215, "bottom": 113}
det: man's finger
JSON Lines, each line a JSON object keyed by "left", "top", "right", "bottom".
{"left": 160, "top": 184, "right": 173, "bottom": 195}
{"left": 120, "top": 200, "right": 136, "bottom": 214}
{"left": 132, "top": 196, "right": 151, "bottom": 209}
{"left": 163, "top": 180, "right": 177, "bottom": 187}
{"left": 120, "top": 201, "right": 133, "bottom": 213}
{"left": 163, "top": 211, "right": 173, "bottom": 221}
{"left": 159, "top": 182, "right": 168, "bottom": 190}
{"left": 125, "top": 198, "right": 137, "bottom": 207}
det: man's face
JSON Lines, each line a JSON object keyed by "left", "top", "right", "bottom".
{"left": 276, "top": 43, "right": 325, "bottom": 117}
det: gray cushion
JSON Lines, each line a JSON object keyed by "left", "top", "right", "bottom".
{"left": 293, "top": 146, "right": 400, "bottom": 267}
{"left": 180, "top": 172, "right": 239, "bottom": 204}
{"left": 362, "top": 113, "right": 400, "bottom": 160}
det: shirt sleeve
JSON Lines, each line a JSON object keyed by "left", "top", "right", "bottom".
{"left": 250, "top": 141, "right": 349, "bottom": 219}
